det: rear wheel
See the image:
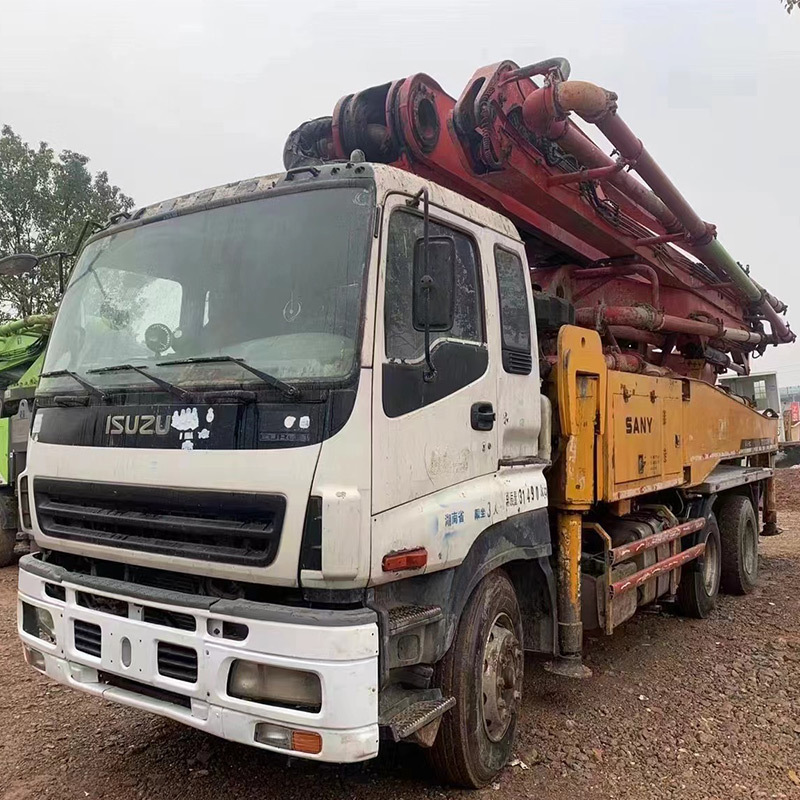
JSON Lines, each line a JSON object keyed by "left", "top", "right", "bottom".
{"left": 428, "top": 570, "right": 523, "bottom": 788}
{"left": 676, "top": 513, "right": 721, "bottom": 618}
{"left": 0, "top": 493, "right": 18, "bottom": 568}
{"left": 718, "top": 495, "right": 758, "bottom": 595}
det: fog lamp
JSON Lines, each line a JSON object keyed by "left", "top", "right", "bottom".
{"left": 228, "top": 660, "right": 321, "bottom": 712}
{"left": 254, "top": 722, "right": 293, "bottom": 749}
{"left": 23, "top": 645, "right": 46, "bottom": 671}
{"left": 254, "top": 723, "right": 322, "bottom": 754}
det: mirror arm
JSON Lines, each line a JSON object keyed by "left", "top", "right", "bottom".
{"left": 417, "top": 188, "right": 437, "bottom": 383}
{"left": 67, "top": 219, "right": 105, "bottom": 258}
{"left": 33, "top": 219, "right": 105, "bottom": 295}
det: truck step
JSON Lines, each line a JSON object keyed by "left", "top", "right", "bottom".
{"left": 387, "top": 605, "right": 443, "bottom": 636}
{"left": 385, "top": 697, "right": 456, "bottom": 741}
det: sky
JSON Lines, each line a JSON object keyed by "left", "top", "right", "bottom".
{"left": 1, "top": 0, "right": 799, "bottom": 383}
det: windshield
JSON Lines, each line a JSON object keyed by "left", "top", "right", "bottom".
{"left": 42, "top": 184, "right": 374, "bottom": 393}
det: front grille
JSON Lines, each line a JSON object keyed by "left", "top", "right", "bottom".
{"left": 44, "top": 583, "right": 66, "bottom": 602}
{"left": 157, "top": 642, "right": 198, "bottom": 683}
{"left": 73, "top": 587, "right": 197, "bottom": 632}
{"left": 34, "top": 478, "right": 285, "bottom": 566}
{"left": 143, "top": 607, "right": 196, "bottom": 632}
{"left": 74, "top": 619, "right": 102, "bottom": 657}
{"left": 99, "top": 672, "right": 191, "bottom": 709}
{"left": 77, "top": 590, "right": 127, "bottom": 617}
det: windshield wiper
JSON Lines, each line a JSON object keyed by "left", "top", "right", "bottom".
{"left": 87, "top": 364, "right": 192, "bottom": 401}
{"left": 156, "top": 355, "right": 300, "bottom": 398}
{"left": 40, "top": 369, "right": 107, "bottom": 400}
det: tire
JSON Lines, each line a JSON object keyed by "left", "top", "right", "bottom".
{"left": 428, "top": 570, "right": 524, "bottom": 788}
{"left": 0, "top": 493, "right": 18, "bottom": 568}
{"left": 676, "top": 512, "right": 721, "bottom": 618}
{"left": 717, "top": 495, "right": 758, "bottom": 595}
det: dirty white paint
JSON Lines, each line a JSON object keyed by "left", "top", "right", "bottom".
{"left": 370, "top": 464, "right": 547, "bottom": 585}
{"left": 198, "top": 428, "right": 210, "bottom": 440}
{"left": 181, "top": 440, "right": 194, "bottom": 451}
{"left": 299, "top": 415, "right": 311, "bottom": 430}
{"left": 369, "top": 185, "right": 535, "bottom": 514}
{"left": 206, "top": 408, "right": 215, "bottom": 423}
{"left": 284, "top": 415, "right": 296, "bottom": 429}
{"left": 373, "top": 164, "right": 520, "bottom": 240}
{"left": 24, "top": 436, "right": 325, "bottom": 586}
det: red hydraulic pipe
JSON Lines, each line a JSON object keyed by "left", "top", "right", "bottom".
{"left": 523, "top": 84, "right": 682, "bottom": 232}
{"left": 523, "top": 74, "right": 794, "bottom": 344}
{"left": 603, "top": 350, "right": 671, "bottom": 376}
{"left": 598, "top": 110, "right": 793, "bottom": 346}
{"left": 608, "top": 325, "right": 664, "bottom": 347}
{"left": 609, "top": 543, "right": 706, "bottom": 598}
{"left": 546, "top": 162, "right": 624, "bottom": 187}
{"left": 609, "top": 518, "right": 705, "bottom": 565}
{"left": 576, "top": 305, "right": 765, "bottom": 345}
{"left": 598, "top": 113, "right": 710, "bottom": 242}
{"left": 634, "top": 232, "right": 685, "bottom": 247}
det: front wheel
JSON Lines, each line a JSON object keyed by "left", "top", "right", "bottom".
{"left": 0, "top": 493, "right": 18, "bottom": 568}
{"left": 428, "top": 570, "right": 524, "bottom": 788}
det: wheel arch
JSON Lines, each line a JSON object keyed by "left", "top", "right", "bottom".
{"left": 369, "top": 507, "right": 556, "bottom": 683}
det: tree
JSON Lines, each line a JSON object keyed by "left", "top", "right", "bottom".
{"left": 784, "top": 0, "right": 798, "bottom": 12}
{"left": 0, "top": 125, "right": 133, "bottom": 321}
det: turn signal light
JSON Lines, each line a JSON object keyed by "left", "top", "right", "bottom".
{"left": 292, "top": 730, "right": 323, "bottom": 754}
{"left": 382, "top": 547, "right": 428, "bottom": 572}
{"left": 254, "top": 723, "right": 322, "bottom": 755}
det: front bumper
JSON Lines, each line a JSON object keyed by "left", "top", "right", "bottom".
{"left": 17, "top": 555, "right": 380, "bottom": 763}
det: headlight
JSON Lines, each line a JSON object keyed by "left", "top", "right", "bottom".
{"left": 21, "top": 602, "right": 56, "bottom": 644}
{"left": 228, "top": 660, "right": 321, "bottom": 712}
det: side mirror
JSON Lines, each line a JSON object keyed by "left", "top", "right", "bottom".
{"left": 0, "top": 253, "right": 39, "bottom": 277}
{"left": 413, "top": 236, "right": 455, "bottom": 331}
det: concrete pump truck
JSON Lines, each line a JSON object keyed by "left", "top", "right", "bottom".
{"left": 15, "top": 58, "right": 792, "bottom": 787}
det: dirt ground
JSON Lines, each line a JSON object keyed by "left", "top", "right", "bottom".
{"left": 2, "top": 472, "right": 799, "bottom": 800}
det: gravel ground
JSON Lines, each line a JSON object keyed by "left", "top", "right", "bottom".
{"left": 2, "top": 473, "right": 799, "bottom": 800}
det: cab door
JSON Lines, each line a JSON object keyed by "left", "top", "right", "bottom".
{"left": 371, "top": 196, "right": 498, "bottom": 515}
{"left": 493, "top": 245, "right": 541, "bottom": 463}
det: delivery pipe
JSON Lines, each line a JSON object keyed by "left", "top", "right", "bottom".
{"left": 603, "top": 350, "right": 671, "bottom": 377}
{"left": 521, "top": 69, "right": 794, "bottom": 344}
{"left": 576, "top": 305, "right": 765, "bottom": 345}
{"left": 608, "top": 325, "right": 664, "bottom": 347}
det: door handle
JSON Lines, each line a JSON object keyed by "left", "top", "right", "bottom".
{"left": 471, "top": 402, "right": 496, "bottom": 431}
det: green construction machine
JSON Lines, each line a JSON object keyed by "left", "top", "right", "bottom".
{"left": 0, "top": 224, "right": 106, "bottom": 565}
{"left": 0, "top": 314, "right": 51, "bottom": 565}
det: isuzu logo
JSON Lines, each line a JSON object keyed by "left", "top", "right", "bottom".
{"left": 105, "top": 414, "right": 171, "bottom": 436}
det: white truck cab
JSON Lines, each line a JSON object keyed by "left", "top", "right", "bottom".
{"left": 18, "top": 161, "right": 555, "bottom": 781}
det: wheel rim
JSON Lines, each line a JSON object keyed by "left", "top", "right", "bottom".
{"left": 481, "top": 612, "right": 523, "bottom": 743}
{"left": 742, "top": 517, "right": 758, "bottom": 577}
{"left": 703, "top": 532, "right": 720, "bottom": 595}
